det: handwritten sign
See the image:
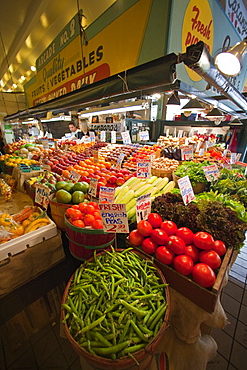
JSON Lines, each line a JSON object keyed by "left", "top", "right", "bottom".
{"left": 178, "top": 130, "right": 183, "bottom": 138}
{"left": 100, "top": 131, "right": 106, "bottom": 142}
{"left": 99, "top": 186, "right": 115, "bottom": 203}
{"left": 115, "top": 153, "right": 125, "bottom": 170}
{"left": 196, "top": 141, "right": 202, "bottom": 152}
{"left": 166, "top": 128, "right": 169, "bottom": 137}
{"left": 35, "top": 184, "right": 50, "bottom": 209}
{"left": 42, "top": 164, "right": 51, "bottom": 171}
{"left": 177, "top": 175, "right": 195, "bottom": 206}
{"left": 88, "top": 178, "right": 98, "bottom": 197}
{"left": 121, "top": 131, "right": 131, "bottom": 144}
{"left": 139, "top": 131, "right": 150, "bottom": 141}
{"left": 199, "top": 148, "right": 205, "bottom": 156}
{"left": 41, "top": 139, "right": 49, "bottom": 149}
{"left": 202, "top": 164, "right": 220, "bottom": 182}
{"left": 181, "top": 145, "right": 193, "bottom": 161}
{"left": 230, "top": 152, "right": 236, "bottom": 164}
{"left": 236, "top": 153, "right": 242, "bottom": 162}
{"left": 111, "top": 131, "right": 116, "bottom": 144}
{"left": 136, "top": 159, "right": 151, "bottom": 178}
{"left": 89, "top": 131, "right": 95, "bottom": 140}
{"left": 99, "top": 203, "right": 129, "bottom": 233}
{"left": 136, "top": 193, "right": 151, "bottom": 223}
{"left": 69, "top": 170, "right": 81, "bottom": 182}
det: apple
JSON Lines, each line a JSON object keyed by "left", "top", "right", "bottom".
{"left": 116, "top": 177, "right": 125, "bottom": 186}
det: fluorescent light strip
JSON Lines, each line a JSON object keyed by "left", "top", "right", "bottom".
{"left": 80, "top": 104, "right": 147, "bottom": 117}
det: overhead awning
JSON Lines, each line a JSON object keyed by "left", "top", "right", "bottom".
{"left": 4, "top": 53, "right": 178, "bottom": 121}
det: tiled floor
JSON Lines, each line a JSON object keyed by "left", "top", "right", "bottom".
{"left": 1, "top": 240, "right": 246, "bottom": 370}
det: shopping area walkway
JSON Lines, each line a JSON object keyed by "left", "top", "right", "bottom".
{"left": 1, "top": 239, "right": 246, "bottom": 370}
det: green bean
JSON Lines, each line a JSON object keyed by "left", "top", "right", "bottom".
{"left": 80, "top": 315, "right": 105, "bottom": 334}
{"left": 119, "top": 299, "right": 147, "bottom": 316}
{"left": 154, "top": 318, "right": 163, "bottom": 336}
{"left": 108, "top": 313, "right": 116, "bottom": 346}
{"left": 143, "top": 308, "right": 153, "bottom": 325}
{"left": 85, "top": 269, "right": 101, "bottom": 278}
{"left": 81, "top": 340, "right": 105, "bottom": 348}
{"left": 119, "top": 319, "right": 131, "bottom": 343}
{"left": 91, "top": 285, "right": 99, "bottom": 297}
{"left": 138, "top": 323, "right": 153, "bottom": 336}
{"left": 121, "top": 343, "right": 146, "bottom": 355}
{"left": 149, "top": 305, "right": 167, "bottom": 330}
{"left": 95, "top": 290, "right": 106, "bottom": 312}
{"left": 62, "top": 303, "right": 72, "bottom": 313}
{"left": 111, "top": 275, "right": 115, "bottom": 298}
{"left": 92, "top": 340, "right": 131, "bottom": 356}
{"left": 130, "top": 320, "right": 149, "bottom": 342}
{"left": 93, "top": 331, "right": 112, "bottom": 347}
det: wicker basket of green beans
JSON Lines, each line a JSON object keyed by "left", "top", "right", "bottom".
{"left": 61, "top": 247, "right": 169, "bottom": 368}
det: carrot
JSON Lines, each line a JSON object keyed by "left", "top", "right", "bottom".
{"left": 13, "top": 206, "right": 36, "bottom": 223}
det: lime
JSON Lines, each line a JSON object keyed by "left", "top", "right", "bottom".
{"left": 72, "top": 191, "right": 85, "bottom": 204}
{"left": 72, "top": 181, "right": 89, "bottom": 193}
{"left": 63, "top": 182, "right": 75, "bottom": 193}
{"left": 55, "top": 181, "right": 67, "bottom": 190}
{"left": 56, "top": 189, "right": 72, "bottom": 204}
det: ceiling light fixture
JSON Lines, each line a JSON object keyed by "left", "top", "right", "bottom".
{"left": 214, "top": 37, "right": 247, "bottom": 77}
{"left": 12, "top": 83, "right": 17, "bottom": 88}
{"left": 181, "top": 98, "right": 204, "bottom": 111}
{"left": 79, "top": 100, "right": 150, "bottom": 117}
{"left": 167, "top": 91, "right": 180, "bottom": 105}
{"left": 229, "top": 117, "right": 243, "bottom": 126}
{"left": 30, "top": 65, "right": 36, "bottom": 71}
{"left": 206, "top": 107, "right": 225, "bottom": 125}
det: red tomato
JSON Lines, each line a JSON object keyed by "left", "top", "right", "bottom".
{"left": 88, "top": 201, "right": 99, "bottom": 209}
{"left": 167, "top": 235, "right": 186, "bottom": 254}
{"left": 84, "top": 205, "right": 96, "bottom": 215}
{"left": 150, "top": 228, "right": 168, "bottom": 245}
{"left": 213, "top": 240, "right": 226, "bottom": 256}
{"left": 92, "top": 219, "right": 103, "bottom": 229}
{"left": 137, "top": 220, "right": 153, "bottom": 237}
{"left": 160, "top": 220, "right": 177, "bottom": 236}
{"left": 65, "top": 207, "right": 73, "bottom": 217}
{"left": 185, "top": 244, "right": 199, "bottom": 263}
{"left": 78, "top": 202, "right": 87, "bottom": 212}
{"left": 83, "top": 214, "right": 95, "bottom": 226}
{"left": 93, "top": 211, "right": 102, "bottom": 220}
{"left": 155, "top": 246, "right": 174, "bottom": 265}
{"left": 199, "top": 250, "right": 221, "bottom": 270}
{"left": 193, "top": 232, "right": 215, "bottom": 250}
{"left": 147, "top": 213, "right": 163, "bottom": 228}
{"left": 72, "top": 219, "right": 85, "bottom": 228}
{"left": 70, "top": 209, "right": 82, "bottom": 221}
{"left": 173, "top": 255, "right": 194, "bottom": 276}
{"left": 71, "top": 204, "right": 80, "bottom": 210}
{"left": 128, "top": 229, "right": 145, "bottom": 246}
{"left": 176, "top": 227, "right": 194, "bottom": 245}
{"left": 192, "top": 263, "right": 216, "bottom": 288}
{"left": 141, "top": 238, "right": 158, "bottom": 254}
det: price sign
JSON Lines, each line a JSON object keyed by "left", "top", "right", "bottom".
{"left": 178, "top": 130, "right": 183, "bottom": 138}
{"left": 139, "top": 131, "right": 150, "bottom": 141}
{"left": 230, "top": 153, "right": 236, "bottom": 164}
{"left": 199, "top": 148, "right": 205, "bottom": 156}
{"left": 236, "top": 153, "right": 242, "bottom": 161}
{"left": 88, "top": 178, "right": 98, "bottom": 197}
{"left": 121, "top": 131, "right": 131, "bottom": 144}
{"left": 202, "top": 164, "right": 220, "bottom": 182}
{"left": 100, "top": 131, "right": 106, "bottom": 142}
{"left": 69, "top": 170, "right": 81, "bottom": 182}
{"left": 181, "top": 145, "right": 193, "bottom": 161}
{"left": 42, "top": 164, "right": 51, "bottom": 171}
{"left": 173, "top": 127, "right": 177, "bottom": 137}
{"left": 99, "top": 186, "right": 115, "bottom": 203}
{"left": 35, "top": 184, "right": 50, "bottom": 209}
{"left": 223, "top": 149, "right": 228, "bottom": 156}
{"left": 111, "top": 131, "right": 116, "bottom": 143}
{"left": 166, "top": 128, "right": 169, "bottom": 137}
{"left": 115, "top": 153, "right": 125, "bottom": 170}
{"left": 177, "top": 175, "right": 195, "bottom": 205}
{"left": 195, "top": 141, "right": 201, "bottom": 152}
{"left": 136, "top": 159, "right": 151, "bottom": 178}
{"left": 245, "top": 167, "right": 247, "bottom": 176}
{"left": 54, "top": 141, "right": 58, "bottom": 150}
{"left": 184, "top": 138, "right": 189, "bottom": 145}
{"left": 89, "top": 131, "right": 95, "bottom": 140}
{"left": 41, "top": 139, "right": 49, "bottom": 149}
{"left": 93, "top": 150, "right": 99, "bottom": 163}
{"left": 136, "top": 193, "right": 151, "bottom": 223}
{"left": 223, "top": 163, "right": 232, "bottom": 170}
{"left": 99, "top": 203, "right": 129, "bottom": 233}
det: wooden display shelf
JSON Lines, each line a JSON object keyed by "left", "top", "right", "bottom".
{"left": 131, "top": 245, "right": 235, "bottom": 313}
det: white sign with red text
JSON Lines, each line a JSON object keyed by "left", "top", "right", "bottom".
{"left": 136, "top": 193, "right": 151, "bottom": 223}
{"left": 177, "top": 175, "right": 195, "bottom": 205}
{"left": 99, "top": 203, "right": 129, "bottom": 233}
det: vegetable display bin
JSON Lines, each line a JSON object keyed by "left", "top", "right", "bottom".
{"left": 65, "top": 217, "right": 115, "bottom": 261}
{"left": 172, "top": 172, "right": 206, "bottom": 194}
{"left": 61, "top": 249, "right": 170, "bottom": 370}
{"left": 49, "top": 195, "right": 71, "bottom": 231}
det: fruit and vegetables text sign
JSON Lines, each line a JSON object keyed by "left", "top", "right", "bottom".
{"left": 136, "top": 193, "right": 151, "bottom": 223}
{"left": 115, "top": 153, "right": 125, "bottom": 170}
{"left": 100, "top": 131, "right": 106, "bottom": 142}
{"left": 69, "top": 170, "right": 81, "bottom": 182}
{"left": 181, "top": 145, "right": 193, "bottom": 161}
{"left": 99, "top": 186, "right": 115, "bottom": 203}
{"left": 202, "top": 164, "right": 220, "bottom": 182}
{"left": 99, "top": 203, "right": 129, "bottom": 233}
{"left": 139, "top": 131, "right": 149, "bottom": 141}
{"left": 137, "top": 159, "right": 151, "bottom": 178}
{"left": 230, "top": 153, "right": 236, "bottom": 164}
{"left": 121, "top": 131, "right": 131, "bottom": 145}
{"left": 111, "top": 131, "right": 116, "bottom": 143}
{"left": 35, "top": 184, "right": 50, "bottom": 209}
{"left": 177, "top": 175, "right": 195, "bottom": 205}
{"left": 88, "top": 178, "right": 98, "bottom": 197}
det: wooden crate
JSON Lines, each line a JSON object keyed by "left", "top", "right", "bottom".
{"left": 131, "top": 245, "right": 235, "bottom": 313}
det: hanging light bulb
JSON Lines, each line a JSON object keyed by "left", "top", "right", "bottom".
{"left": 206, "top": 107, "right": 225, "bottom": 125}
{"left": 214, "top": 37, "right": 247, "bottom": 77}
{"left": 181, "top": 98, "right": 204, "bottom": 111}
{"left": 167, "top": 91, "right": 180, "bottom": 105}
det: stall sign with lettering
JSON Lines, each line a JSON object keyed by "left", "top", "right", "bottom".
{"left": 139, "top": 131, "right": 150, "bottom": 141}
{"left": 99, "top": 186, "right": 115, "bottom": 203}
{"left": 178, "top": 130, "right": 183, "bottom": 138}
{"left": 230, "top": 153, "right": 236, "bottom": 164}
{"left": 42, "top": 164, "right": 51, "bottom": 171}
{"left": 166, "top": 128, "right": 169, "bottom": 137}
{"left": 236, "top": 153, "right": 242, "bottom": 161}
{"left": 177, "top": 175, "right": 195, "bottom": 205}
{"left": 115, "top": 152, "right": 125, "bottom": 170}
{"left": 202, "top": 164, "right": 220, "bottom": 182}
{"left": 136, "top": 193, "right": 151, "bottom": 223}
{"left": 88, "top": 178, "right": 98, "bottom": 197}
{"left": 199, "top": 148, "right": 205, "bottom": 156}
{"left": 121, "top": 131, "right": 131, "bottom": 144}
{"left": 137, "top": 159, "right": 151, "bottom": 178}
{"left": 93, "top": 150, "right": 99, "bottom": 163}
{"left": 35, "top": 184, "right": 50, "bottom": 209}
{"left": 181, "top": 145, "right": 193, "bottom": 160}
{"left": 69, "top": 170, "right": 81, "bottom": 182}
{"left": 99, "top": 203, "right": 129, "bottom": 233}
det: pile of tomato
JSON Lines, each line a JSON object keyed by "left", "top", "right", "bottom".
{"left": 65, "top": 201, "right": 103, "bottom": 230}
{"left": 128, "top": 213, "right": 227, "bottom": 288}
